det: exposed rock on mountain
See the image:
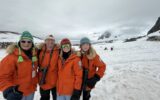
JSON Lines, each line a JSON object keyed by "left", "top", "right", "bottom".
{"left": 98, "top": 31, "right": 111, "bottom": 40}
{"left": 148, "top": 17, "right": 160, "bottom": 35}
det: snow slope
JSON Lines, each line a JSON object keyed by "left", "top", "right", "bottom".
{"left": 91, "top": 40, "right": 160, "bottom": 100}
{"left": 0, "top": 39, "right": 160, "bottom": 100}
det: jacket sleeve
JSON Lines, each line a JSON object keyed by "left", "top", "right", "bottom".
{"left": 0, "top": 55, "right": 17, "bottom": 91}
{"left": 94, "top": 55, "right": 106, "bottom": 78}
{"left": 73, "top": 57, "right": 83, "bottom": 90}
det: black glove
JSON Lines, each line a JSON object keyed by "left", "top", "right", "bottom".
{"left": 87, "top": 74, "right": 100, "bottom": 88}
{"left": 3, "top": 86, "right": 23, "bottom": 100}
{"left": 70, "top": 89, "right": 81, "bottom": 100}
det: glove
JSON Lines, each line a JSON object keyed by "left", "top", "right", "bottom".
{"left": 87, "top": 74, "right": 100, "bottom": 88}
{"left": 70, "top": 89, "right": 81, "bottom": 100}
{"left": 3, "top": 86, "right": 23, "bottom": 100}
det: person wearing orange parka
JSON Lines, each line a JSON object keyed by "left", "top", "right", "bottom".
{"left": 0, "top": 31, "right": 38, "bottom": 100}
{"left": 57, "top": 38, "right": 83, "bottom": 100}
{"left": 79, "top": 37, "right": 106, "bottom": 100}
{"left": 38, "top": 35, "right": 59, "bottom": 100}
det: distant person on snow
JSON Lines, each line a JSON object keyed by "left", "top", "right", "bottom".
{"left": 37, "top": 35, "right": 59, "bottom": 100}
{"left": 0, "top": 31, "right": 38, "bottom": 100}
{"left": 56, "top": 38, "right": 83, "bottom": 100}
{"left": 78, "top": 37, "right": 106, "bottom": 100}
{"left": 111, "top": 47, "right": 114, "bottom": 51}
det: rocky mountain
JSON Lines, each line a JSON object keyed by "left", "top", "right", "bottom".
{"left": 98, "top": 31, "right": 111, "bottom": 40}
{"left": 148, "top": 17, "right": 160, "bottom": 35}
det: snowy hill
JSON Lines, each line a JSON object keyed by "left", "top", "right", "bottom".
{"left": 98, "top": 31, "right": 111, "bottom": 40}
{"left": 88, "top": 29, "right": 149, "bottom": 44}
{"left": 148, "top": 31, "right": 160, "bottom": 36}
{"left": 90, "top": 40, "right": 160, "bottom": 100}
{"left": 87, "top": 24, "right": 160, "bottom": 43}
{"left": 87, "top": 30, "right": 118, "bottom": 44}
{"left": 146, "top": 31, "right": 160, "bottom": 41}
{"left": 89, "top": 31, "right": 116, "bottom": 40}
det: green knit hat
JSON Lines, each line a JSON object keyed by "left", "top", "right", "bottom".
{"left": 80, "top": 37, "right": 91, "bottom": 45}
{"left": 20, "top": 31, "right": 33, "bottom": 41}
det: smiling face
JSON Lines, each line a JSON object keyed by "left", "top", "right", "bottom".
{"left": 62, "top": 44, "right": 71, "bottom": 53}
{"left": 45, "top": 39, "right": 55, "bottom": 50}
{"left": 81, "top": 43, "right": 90, "bottom": 52}
{"left": 20, "top": 39, "right": 33, "bottom": 50}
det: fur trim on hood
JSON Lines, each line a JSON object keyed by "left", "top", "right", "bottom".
{"left": 6, "top": 43, "right": 18, "bottom": 54}
{"left": 76, "top": 51, "right": 81, "bottom": 57}
{"left": 77, "top": 47, "right": 97, "bottom": 60}
{"left": 59, "top": 48, "right": 75, "bottom": 58}
{"left": 36, "top": 43, "right": 45, "bottom": 50}
{"left": 36, "top": 43, "right": 60, "bottom": 50}
{"left": 86, "top": 47, "right": 97, "bottom": 59}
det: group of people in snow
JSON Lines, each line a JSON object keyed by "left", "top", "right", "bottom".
{"left": 0, "top": 31, "right": 106, "bottom": 100}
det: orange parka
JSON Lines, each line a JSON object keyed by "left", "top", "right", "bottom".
{"left": 80, "top": 47, "right": 106, "bottom": 90}
{"left": 57, "top": 52, "right": 83, "bottom": 95}
{"left": 38, "top": 44, "right": 59, "bottom": 90}
{"left": 0, "top": 44, "right": 38, "bottom": 96}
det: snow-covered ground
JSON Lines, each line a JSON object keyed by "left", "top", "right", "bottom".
{"left": 0, "top": 39, "right": 160, "bottom": 100}
{"left": 0, "top": 50, "right": 6, "bottom": 61}
{"left": 91, "top": 40, "right": 160, "bottom": 100}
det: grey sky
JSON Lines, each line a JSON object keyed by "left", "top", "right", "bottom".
{"left": 0, "top": 0, "right": 159, "bottom": 40}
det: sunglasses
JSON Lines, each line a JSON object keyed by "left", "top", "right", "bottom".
{"left": 61, "top": 44, "right": 70, "bottom": 49}
{"left": 20, "top": 40, "right": 32, "bottom": 44}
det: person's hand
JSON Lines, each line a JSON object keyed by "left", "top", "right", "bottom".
{"left": 70, "top": 89, "right": 81, "bottom": 100}
{"left": 3, "top": 86, "right": 23, "bottom": 100}
{"left": 87, "top": 74, "right": 100, "bottom": 88}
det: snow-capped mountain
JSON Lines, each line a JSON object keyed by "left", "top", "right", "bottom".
{"left": 88, "top": 30, "right": 145, "bottom": 44}
{"left": 87, "top": 30, "right": 117, "bottom": 43}
{"left": 88, "top": 17, "right": 160, "bottom": 43}
{"left": 98, "top": 31, "right": 111, "bottom": 40}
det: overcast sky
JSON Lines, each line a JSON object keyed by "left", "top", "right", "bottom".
{"left": 0, "top": 0, "right": 159, "bottom": 40}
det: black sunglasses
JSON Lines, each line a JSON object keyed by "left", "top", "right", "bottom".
{"left": 20, "top": 40, "right": 32, "bottom": 44}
